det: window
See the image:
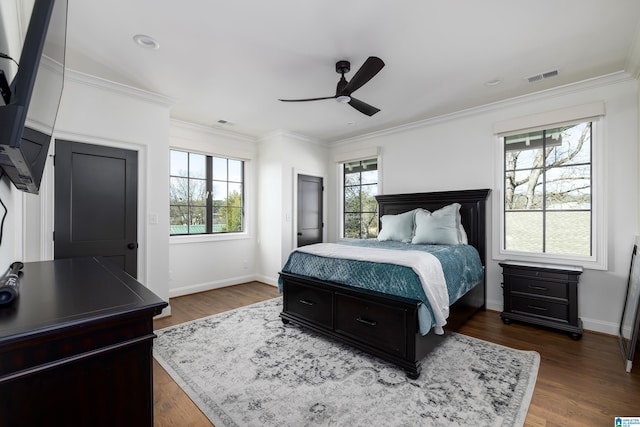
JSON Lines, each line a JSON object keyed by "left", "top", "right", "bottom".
{"left": 170, "top": 149, "right": 244, "bottom": 235}
{"left": 503, "top": 121, "right": 592, "bottom": 256}
{"left": 343, "top": 158, "right": 378, "bottom": 238}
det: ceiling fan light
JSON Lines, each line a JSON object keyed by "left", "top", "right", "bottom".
{"left": 336, "top": 95, "right": 351, "bottom": 104}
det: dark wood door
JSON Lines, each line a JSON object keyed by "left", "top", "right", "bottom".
{"left": 297, "top": 174, "right": 323, "bottom": 247}
{"left": 54, "top": 140, "right": 138, "bottom": 277}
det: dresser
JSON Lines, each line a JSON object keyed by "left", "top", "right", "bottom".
{"left": 0, "top": 257, "right": 167, "bottom": 426}
{"left": 500, "top": 262, "right": 583, "bottom": 339}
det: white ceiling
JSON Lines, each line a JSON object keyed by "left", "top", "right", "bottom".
{"left": 64, "top": 0, "right": 640, "bottom": 143}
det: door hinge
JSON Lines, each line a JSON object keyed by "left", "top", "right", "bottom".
{"left": 52, "top": 231, "right": 55, "bottom": 241}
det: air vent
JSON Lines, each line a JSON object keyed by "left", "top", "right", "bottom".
{"left": 527, "top": 69, "right": 559, "bottom": 83}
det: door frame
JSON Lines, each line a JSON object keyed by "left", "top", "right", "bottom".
{"left": 36, "top": 131, "right": 148, "bottom": 284}
{"left": 291, "top": 168, "right": 326, "bottom": 250}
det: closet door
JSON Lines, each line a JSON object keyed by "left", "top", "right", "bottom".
{"left": 54, "top": 140, "right": 138, "bottom": 277}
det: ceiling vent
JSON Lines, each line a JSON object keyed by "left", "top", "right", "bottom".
{"left": 526, "top": 69, "right": 559, "bottom": 83}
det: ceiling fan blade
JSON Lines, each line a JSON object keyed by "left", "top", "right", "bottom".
{"left": 278, "top": 96, "right": 336, "bottom": 102}
{"left": 348, "top": 97, "right": 380, "bottom": 116}
{"left": 341, "top": 56, "right": 385, "bottom": 95}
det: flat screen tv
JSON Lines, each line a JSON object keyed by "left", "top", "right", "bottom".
{"left": 0, "top": 0, "right": 67, "bottom": 194}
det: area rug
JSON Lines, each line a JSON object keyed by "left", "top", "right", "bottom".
{"left": 153, "top": 298, "right": 539, "bottom": 427}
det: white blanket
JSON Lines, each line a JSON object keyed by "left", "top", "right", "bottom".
{"left": 293, "top": 243, "right": 449, "bottom": 334}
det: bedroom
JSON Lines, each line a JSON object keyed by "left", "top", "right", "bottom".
{"left": 0, "top": 0, "right": 639, "bottom": 425}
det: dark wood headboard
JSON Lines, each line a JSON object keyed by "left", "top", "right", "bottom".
{"left": 375, "top": 189, "right": 491, "bottom": 266}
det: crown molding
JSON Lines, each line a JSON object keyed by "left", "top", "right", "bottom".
{"left": 170, "top": 118, "right": 256, "bottom": 143}
{"left": 332, "top": 71, "right": 635, "bottom": 147}
{"left": 259, "top": 129, "right": 327, "bottom": 147}
{"left": 64, "top": 68, "right": 175, "bottom": 107}
{"left": 625, "top": 22, "right": 640, "bottom": 79}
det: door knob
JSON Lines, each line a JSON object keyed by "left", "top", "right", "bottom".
{"left": 127, "top": 243, "right": 138, "bottom": 250}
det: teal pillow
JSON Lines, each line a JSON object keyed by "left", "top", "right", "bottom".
{"left": 411, "top": 203, "right": 462, "bottom": 245}
{"left": 377, "top": 209, "right": 417, "bottom": 243}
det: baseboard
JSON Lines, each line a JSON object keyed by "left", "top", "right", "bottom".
{"left": 257, "top": 274, "right": 279, "bottom": 287}
{"left": 169, "top": 274, "right": 261, "bottom": 298}
{"left": 486, "top": 299, "right": 503, "bottom": 312}
{"left": 581, "top": 317, "right": 620, "bottom": 336}
{"left": 154, "top": 304, "right": 172, "bottom": 319}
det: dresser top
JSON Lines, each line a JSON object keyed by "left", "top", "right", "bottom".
{"left": 0, "top": 257, "right": 167, "bottom": 344}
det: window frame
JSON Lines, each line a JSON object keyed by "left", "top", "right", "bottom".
{"left": 170, "top": 149, "right": 245, "bottom": 237}
{"left": 340, "top": 157, "right": 380, "bottom": 240}
{"left": 495, "top": 119, "right": 607, "bottom": 270}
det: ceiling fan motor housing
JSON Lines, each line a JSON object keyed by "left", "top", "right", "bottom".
{"left": 336, "top": 60, "right": 351, "bottom": 74}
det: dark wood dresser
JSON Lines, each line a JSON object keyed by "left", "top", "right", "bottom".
{"left": 0, "top": 257, "right": 167, "bottom": 427}
{"left": 500, "top": 262, "right": 583, "bottom": 339}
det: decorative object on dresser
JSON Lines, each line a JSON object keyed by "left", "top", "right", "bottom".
{"left": 0, "top": 257, "right": 167, "bottom": 426}
{"left": 153, "top": 297, "right": 540, "bottom": 427}
{"left": 279, "top": 188, "right": 491, "bottom": 378}
{"left": 619, "top": 236, "right": 640, "bottom": 373}
{"left": 500, "top": 261, "right": 583, "bottom": 340}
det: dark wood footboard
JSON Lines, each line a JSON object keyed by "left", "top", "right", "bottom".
{"left": 280, "top": 271, "right": 485, "bottom": 378}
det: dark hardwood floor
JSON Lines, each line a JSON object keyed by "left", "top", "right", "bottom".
{"left": 153, "top": 282, "right": 640, "bottom": 427}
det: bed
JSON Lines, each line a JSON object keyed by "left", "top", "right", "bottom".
{"left": 279, "top": 188, "right": 491, "bottom": 378}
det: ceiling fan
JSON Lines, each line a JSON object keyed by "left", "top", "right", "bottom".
{"left": 278, "top": 56, "right": 385, "bottom": 116}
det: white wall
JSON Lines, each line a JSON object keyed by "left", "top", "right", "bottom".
{"left": 0, "top": 0, "right": 39, "bottom": 267}
{"left": 329, "top": 73, "right": 638, "bottom": 335}
{"left": 256, "top": 131, "right": 329, "bottom": 285}
{"left": 166, "top": 128, "right": 330, "bottom": 293}
{"left": 0, "top": 183, "right": 19, "bottom": 267}
{"left": 52, "top": 70, "right": 173, "bottom": 311}
{"left": 168, "top": 120, "right": 259, "bottom": 297}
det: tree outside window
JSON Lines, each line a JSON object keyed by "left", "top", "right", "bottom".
{"left": 343, "top": 159, "right": 378, "bottom": 238}
{"left": 170, "top": 150, "right": 244, "bottom": 235}
{"left": 503, "top": 122, "right": 592, "bottom": 256}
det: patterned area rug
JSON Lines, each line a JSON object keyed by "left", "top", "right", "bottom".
{"left": 153, "top": 298, "right": 539, "bottom": 427}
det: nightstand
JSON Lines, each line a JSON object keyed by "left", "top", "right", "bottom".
{"left": 500, "top": 262, "right": 583, "bottom": 340}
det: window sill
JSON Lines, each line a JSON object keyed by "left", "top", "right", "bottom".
{"left": 170, "top": 232, "right": 251, "bottom": 245}
{"left": 493, "top": 251, "right": 607, "bottom": 271}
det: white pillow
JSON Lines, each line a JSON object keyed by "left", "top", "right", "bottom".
{"left": 377, "top": 209, "right": 417, "bottom": 243}
{"left": 458, "top": 221, "right": 468, "bottom": 245}
{"left": 411, "top": 203, "right": 462, "bottom": 245}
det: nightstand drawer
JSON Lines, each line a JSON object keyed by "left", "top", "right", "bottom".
{"left": 511, "top": 295, "right": 569, "bottom": 322}
{"left": 284, "top": 282, "right": 333, "bottom": 328}
{"left": 510, "top": 276, "right": 568, "bottom": 299}
{"left": 335, "top": 293, "right": 407, "bottom": 357}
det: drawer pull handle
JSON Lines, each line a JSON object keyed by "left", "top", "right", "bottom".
{"left": 527, "top": 305, "right": 548, "bottom": 311}
{"left": 356, "top": 317, "right": 377, "bottom": 327}
{"left": 528, "top": 285, "right": 548, "bottom": 291}
{"left": 298, "top": 299, "right": 315, "bottom": 306}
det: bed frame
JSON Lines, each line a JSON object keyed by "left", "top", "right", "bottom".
{"left": 279, "top": 188, "right": 491, "bottom": 378}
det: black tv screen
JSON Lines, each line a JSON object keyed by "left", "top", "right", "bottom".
{"left": 0, "top": 0, "right": 67, "bottom": 194}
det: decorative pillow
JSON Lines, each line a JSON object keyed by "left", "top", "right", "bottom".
{"left": 411, "top": 203, "right": 463, "bottom": 245}
{"left": 458, "top": 221, "right": 469, "bottom": 245}
{"left": 377, "top": 209, "right": 417, "bottom": 243}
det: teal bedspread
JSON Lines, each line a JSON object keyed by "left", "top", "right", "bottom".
{"left": 279, "top": 240, "right": 484, "bottom": 335}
